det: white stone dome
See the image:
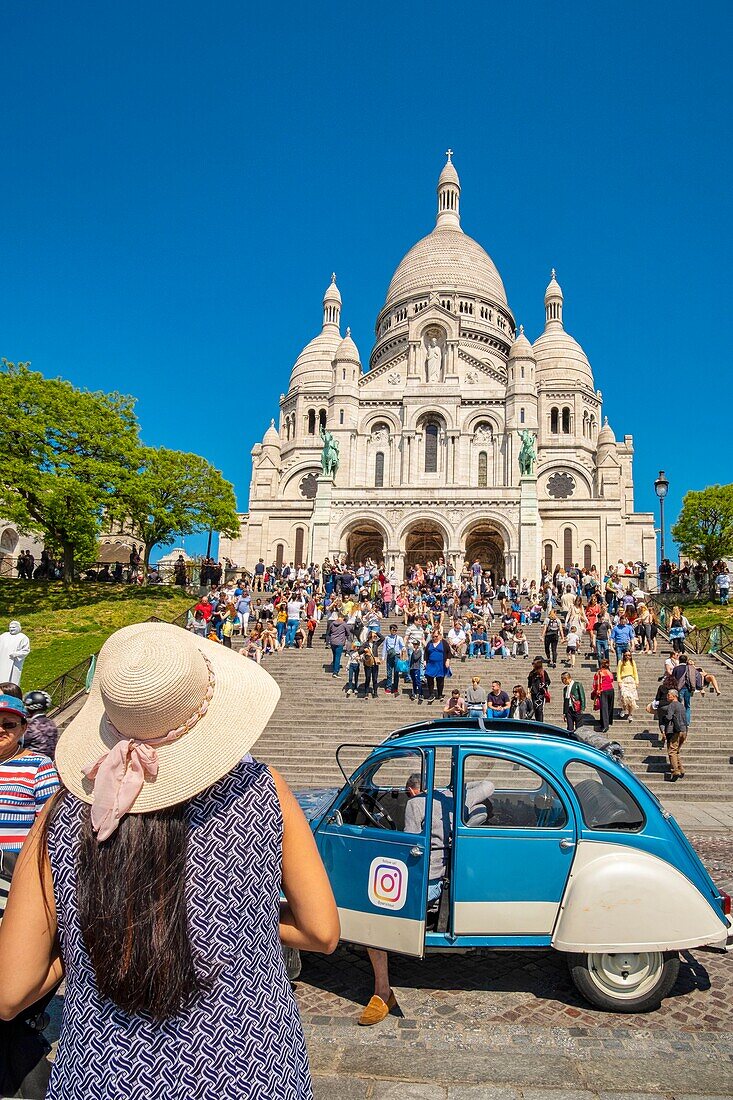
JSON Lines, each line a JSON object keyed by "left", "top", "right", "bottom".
{"left": 438, "top": 157, "right": 460, "bottom": 188}
{"left": 334, "top": 327, "right": 361, "bottom": 365}
{"left": 323, "top": 274, "right": 341, "bottom": 304}
{"left": 262, "top": 419, "right": 280, "bottom": 447}
{"left": 384, "top": 227, "right": 507, "bottom": 309}
{"left": 288, "top": 329, "right": 342, "bottom": 390}
{"left": 533, "top": 326, "right": 594, "bottom": 386}
{"left": 597, "top": 416, "right": 616, "bottom": 446}
{"left": 533, "top": 273, "right": 593, "bottom": 386}
{"left": 508, "top": 326, "right": 535, "bottom": 361}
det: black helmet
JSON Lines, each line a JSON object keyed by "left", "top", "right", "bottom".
{"left": 23, "top": 690, "right": 52, "bottom": 715}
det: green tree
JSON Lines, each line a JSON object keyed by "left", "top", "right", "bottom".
{"left": 0, "top": 361, "right": 140, "bottom": 582}
{"left": 124, "top": 447, "right": 240, "bottom": 574}
{"left": 672, "top": 484, "right": 733, "bottom": 593}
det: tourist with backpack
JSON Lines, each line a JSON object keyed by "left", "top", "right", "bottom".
{"left": 541, "top": 610, "right": 564, "bottom": 668}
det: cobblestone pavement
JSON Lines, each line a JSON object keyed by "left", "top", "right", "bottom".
{"left": 298, "top": 833, "right": 733, "bottom": 1096}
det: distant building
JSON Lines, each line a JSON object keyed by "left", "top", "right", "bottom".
{"left": 220, "top": 154, "right": 655, "bottom": 580}
{"left": 0, "top": 521, "right": 43, "bottom": 577}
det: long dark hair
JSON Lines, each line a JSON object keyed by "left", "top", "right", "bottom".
{"left": 41, "top": 790, "right": 204, "bottom": 1020}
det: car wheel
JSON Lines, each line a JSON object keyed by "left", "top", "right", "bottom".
{"left": 567, "top": 950, "right": 679, "bottom": 1012}
{"left": 282, "top": 946, "right": 302, "bottom": 982}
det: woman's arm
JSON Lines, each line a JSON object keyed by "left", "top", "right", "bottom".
{"left": 0, "top": 810, "right": 63, "bottom": 1020}
{"left": 272, "top": 768, "right": 340, "bottom": 954}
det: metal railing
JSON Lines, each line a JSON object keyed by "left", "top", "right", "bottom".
{"left": 1, "top": 557, "right": 236, "bottom": 588}
{"left": 42, "top": 654, "right": 97, "bottom": 713}
{"left": 644, "top": 593, "right": 733, "bottom": 669}
{"left": 679, "top": 623, "right": 733, "bottom": 667}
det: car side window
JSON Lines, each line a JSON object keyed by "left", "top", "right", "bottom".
{"left": 462, "top": 755, "right": 568, "bottom": 829}
{"left": 339, "top": 749, "right": 426, "bottom": 832}
{"left": 564, "top": 760, "right": 645, "bottom": 831}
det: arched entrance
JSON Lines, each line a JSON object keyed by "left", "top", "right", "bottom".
{"left": 0, "top": 528, "right": 19, "bottom": 578}
{"left": 404, "top": 521, "right": 446, "bottom": 575}
{"left": 346, "top": 523, "right": 385, "bottom": 566}
{"left": 464, "top": 522, "right": 506, "bottom": 582}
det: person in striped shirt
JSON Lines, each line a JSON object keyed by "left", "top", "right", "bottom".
{"left": 0, "top": 693, "right": 60, "bottom": 890}
{"left": 0, "top": 694, "right": 59, "bottom": 1100}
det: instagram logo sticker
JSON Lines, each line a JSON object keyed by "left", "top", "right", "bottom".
{"left": 368, "top": 856, "right": 409, "bottom": 911}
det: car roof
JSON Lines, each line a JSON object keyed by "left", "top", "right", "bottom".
{"left": 380, "top": 717, "right": 626, "bottom": 769}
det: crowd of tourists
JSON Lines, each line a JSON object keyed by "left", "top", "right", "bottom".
{"left": 190, "top": 552, "right": 727, "bottom": 788}
{"left": 658, "top": 557, "right": 731, "bottom": 601}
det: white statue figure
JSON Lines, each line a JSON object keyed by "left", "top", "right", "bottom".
{"left": 0, "top": 620, "right": 31, "bottom": 685}
{"left": 426, "top": 337, "right": 442, "bottom": 382}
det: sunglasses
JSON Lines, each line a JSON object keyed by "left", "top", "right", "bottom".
{"left": 0, "top": 718, "right": 24, "bottom": 732}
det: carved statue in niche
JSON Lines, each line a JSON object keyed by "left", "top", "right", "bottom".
{"left": 371, "top": 426, "right": 388, "bottom": 444}
{"left": 424, "top": 329, "right": 445, "bottom": 383}
{"left": 474, "top": 422, "right": 493, "bottom": 444}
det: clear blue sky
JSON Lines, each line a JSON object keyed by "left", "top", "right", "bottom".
{"left": 3, "top": 1, "right": 730, "bottom": 560}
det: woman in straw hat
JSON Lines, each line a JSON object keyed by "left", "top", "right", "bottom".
{"left": 0, "top": 622, "right": 339, "bottom": 1099}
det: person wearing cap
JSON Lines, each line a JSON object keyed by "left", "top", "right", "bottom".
{"left": 0, "top": 622, "right": 31, "bottom": 687}
{"left": 0, "top": 694, "right": 58, "bottom": 875}
{"left": 0, "top": 689, "right": 59, "bottom": 1094}
{"left": 0, "top": 622, "right": 339, "bottom": 1099}
{"left": 22, "top": 691, "right": 59, "bottom": 759}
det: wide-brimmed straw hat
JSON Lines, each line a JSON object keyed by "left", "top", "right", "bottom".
{"left": 55, "top": 622, "right": 280, "bottom": 834}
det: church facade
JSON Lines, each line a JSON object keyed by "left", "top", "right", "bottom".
{"left": 220, "top": 155, "right": 656, "bottom": 580}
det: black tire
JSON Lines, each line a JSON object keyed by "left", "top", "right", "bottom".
{"left": 567, "top": 950, "right": 679, "bottom": 1012}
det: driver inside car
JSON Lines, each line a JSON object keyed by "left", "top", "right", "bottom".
{"left": 360, "top": 772, "right": 495, "bottom": 1027}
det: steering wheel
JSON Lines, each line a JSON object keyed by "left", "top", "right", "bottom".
{"left": 357, "top": 791, "right": 397, "bottom": 831}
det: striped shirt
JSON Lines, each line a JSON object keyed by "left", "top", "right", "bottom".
{"left": 0, "top": 753, "right": 60, "bottom": 853}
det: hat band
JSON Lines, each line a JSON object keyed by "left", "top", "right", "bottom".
{"left": 83, "top": 656, "right": 216, "bottom": 841}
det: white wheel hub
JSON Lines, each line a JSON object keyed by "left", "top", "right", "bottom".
{"left": 587, "top": 951, "right": 664, "bottom": 1000}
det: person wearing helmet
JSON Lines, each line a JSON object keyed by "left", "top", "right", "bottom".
{"left": 23, "top": 692, "right": 58, "bottom": 759}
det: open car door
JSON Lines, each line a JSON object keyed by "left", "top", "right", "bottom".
{"left": 316, "top": 745, "right": 432, "bottom": 957}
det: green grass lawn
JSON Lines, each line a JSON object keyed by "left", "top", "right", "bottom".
{"left": 0, "top": 581, "right": 193, "bottom": 688}
{"left": 656, "top": 599, "right": 733, "bottom": 633}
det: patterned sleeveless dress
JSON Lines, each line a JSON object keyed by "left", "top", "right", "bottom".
{"left": 46, "top": 758, "right": 312, "bottom": 1100}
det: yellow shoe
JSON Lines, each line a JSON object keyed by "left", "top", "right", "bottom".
{"left": 358, "top": 992, "right": 398, "bottom": 1026}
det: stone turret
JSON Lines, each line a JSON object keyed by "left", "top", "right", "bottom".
{"left": 505, "top": 325, "right": 538, "bottom": 433}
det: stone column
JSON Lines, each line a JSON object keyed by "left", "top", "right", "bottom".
{"left": 519, "top": 474, "right": 542, "bottom": 584}
{"left": 310, "top": 476, "right": 334, "bottom": 565}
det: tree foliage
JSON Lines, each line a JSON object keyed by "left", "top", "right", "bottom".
{"left": 672, "top": 484, "right": 733, "bottom": 590}
{"left": 124, "top": 447, "right": 240, "bottom": 570}
{"left": 0, "top": 361, "right": 140, "bottom": 581}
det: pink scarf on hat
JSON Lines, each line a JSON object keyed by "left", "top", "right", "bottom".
{"left": 83, "top": 660, "right": 215, "bottom": 841}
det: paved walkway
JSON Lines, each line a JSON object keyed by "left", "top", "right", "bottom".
{"left": 671, "top": 803, "right": 733, "bottom": 830}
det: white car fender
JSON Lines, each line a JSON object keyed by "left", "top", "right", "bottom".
{"left": 552, "top": 840, "right": 727, "bottom": 953}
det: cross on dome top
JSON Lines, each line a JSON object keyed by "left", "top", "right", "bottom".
{"left": 437, "top": 150, "right": 461, "bottom": 229}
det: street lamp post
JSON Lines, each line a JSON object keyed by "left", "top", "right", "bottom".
{"left": 654, "top": 470, "right": 669, "bottom": 580}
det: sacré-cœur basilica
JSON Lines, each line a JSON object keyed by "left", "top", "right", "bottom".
{"left": 220, "top": 153, "right": 655, "bottom": 581}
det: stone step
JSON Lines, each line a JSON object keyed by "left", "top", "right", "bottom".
{"left": 239, "top": 611, "right": 733, "bottom": 803}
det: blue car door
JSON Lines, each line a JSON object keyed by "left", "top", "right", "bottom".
{"left": 452, "top": 748, "right": 576, "bottom": 938}
{"left": 316, "top": 746, "right": 433, "bottom": 957}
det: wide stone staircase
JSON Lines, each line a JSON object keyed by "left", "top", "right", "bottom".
{"left": 237, "top": 614, "right": 733, "bottom": 802}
